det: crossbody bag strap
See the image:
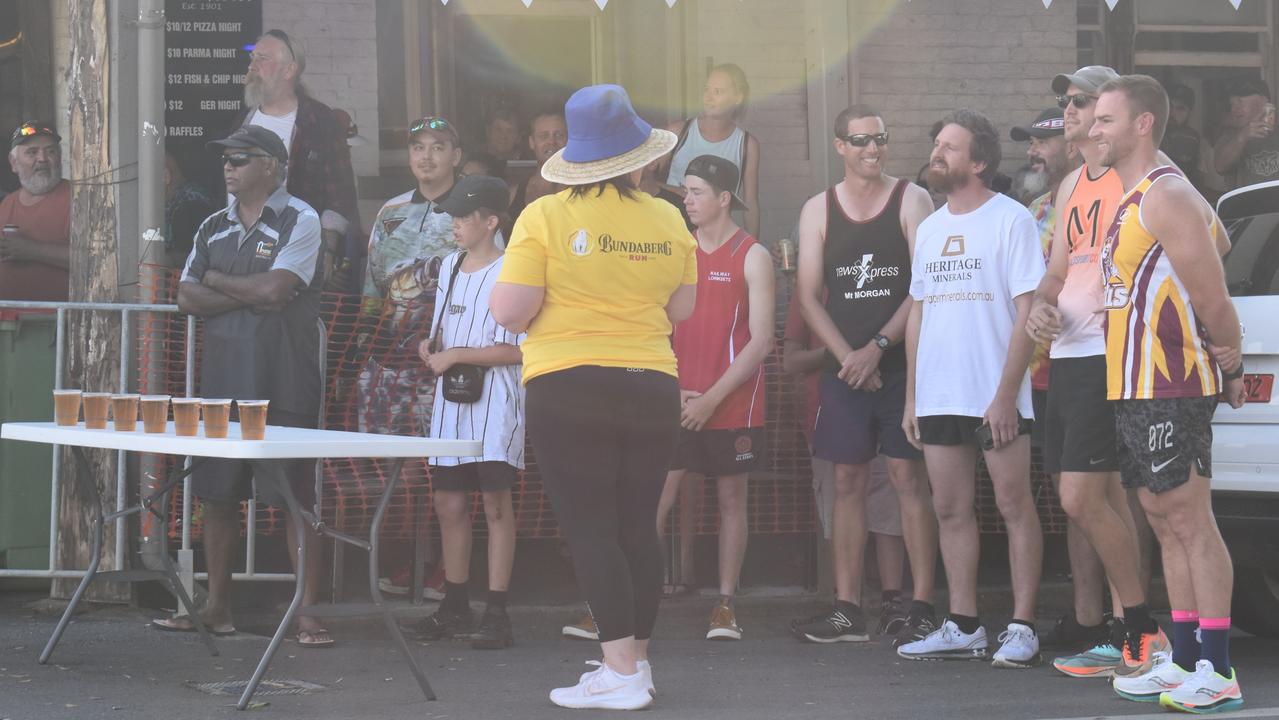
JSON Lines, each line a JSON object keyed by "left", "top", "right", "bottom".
{"left": 430, "top": 251, "right": 467, "bottom": 350}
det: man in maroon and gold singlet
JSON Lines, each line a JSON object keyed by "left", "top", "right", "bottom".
{"left": 657, "top": 155, "right": 774, "bottom": 642}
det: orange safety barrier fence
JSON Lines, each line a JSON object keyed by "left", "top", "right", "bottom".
{"left": 136, "top": 264, "right": 1066, "bottom": 544}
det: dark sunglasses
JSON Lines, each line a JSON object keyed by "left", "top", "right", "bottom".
{"left": 222, "top": 152, "right": 273, "bottom": 167}
{"left": 410, "top": 117, "right": 452, "bottom": 134}
{"left": 837, "top": 132, "right": 890, "bottom": 147}
{"left": 263, "top": 29, "right": 296, "bottom": 60}
{"left": 1057, "top": 93, "right": 1095, "bottom": 109}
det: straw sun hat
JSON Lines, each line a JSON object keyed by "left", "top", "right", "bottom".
{"left": 540, "top": 84, "right": 677, "bottom": 186}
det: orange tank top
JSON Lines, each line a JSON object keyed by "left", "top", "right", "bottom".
{"left": 1052, "top": 167, "right": 1124, "bottom": 359}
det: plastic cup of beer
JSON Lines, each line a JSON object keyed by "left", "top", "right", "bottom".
{"left": 201, "top": 399, "right": 232, "bottom": 438}
{"left": 171, "top": 398, "right": 201, "bottom": 437}
{"left": 111, "top": 394, "right": 140, "bottom": 432}
{"left": 83, "top": 392, "right": 112, "bottom": 429}
{"left": 237, "top": 400, "right": 270, "bottom": 441}
{"left": 140, "top": 395, "right": 171, "bottom": 433}
{"left": 53, "top": 389, "right": 82, "bottom": 426}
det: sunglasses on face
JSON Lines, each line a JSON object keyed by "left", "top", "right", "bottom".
{"left": 222, "top": 152, "right": 272, "bottom": 167}
{"left": 1057, "top": 93, "right": 1095, "bottom": 109}
{"left": 838, "top": 132, "right": 890, "bottom": 147}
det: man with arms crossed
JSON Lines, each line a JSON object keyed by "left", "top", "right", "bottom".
{"left": 1094, "top": 76, "right": 1248, "bottom": 713}
{"left": 1025, "top": 66, "right": 1165, "bottom": 680}
{"left": 792, "top": 105, "right": 939, "bottom": 645}
{"left": 898, "top": 110, "right": 1045, "bottom": 669}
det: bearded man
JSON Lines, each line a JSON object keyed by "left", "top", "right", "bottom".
{"left": 0, "top": 122, "right": 71, "bottom": 301}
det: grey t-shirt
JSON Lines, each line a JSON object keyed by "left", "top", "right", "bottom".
{"left": 1231, "top": 130, "right": 1279, "bottom": 190}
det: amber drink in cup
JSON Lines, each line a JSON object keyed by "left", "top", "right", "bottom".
{"left": 202, "top": 399, "right": 231, "bottom": 438}
{"left": 53, "top": 390, "right": 82, "bottom": 426}
{"left": 111, "top": 394, "right": 140, "bottom": 431}
{"left": 172, "top": 398, "right": 201, "bottom": 437}
{"left": 237, "top": 400, "right": 269, "bottom": 440}
{"left": 83, "top": 393, "right": 112, "bottom": 429}
{"left": 140, "top": 395, "right": 171, "bottom": 433}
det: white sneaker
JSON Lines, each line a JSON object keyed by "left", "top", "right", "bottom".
{"left": 991, "top": 623, "right": 1041, "bottom": 669}
{"left": 896, "top": 619, "right": 988, "bottom": 660}
{"left": 1112, "top": 651, "right": 1190, "bottom": 703}
{"left": 580, "top": 660, "right": 655, "bottom": 698}
{"left": 552, "top": 662, "right": 652, "bottom": 710}
{"left": 1158, "top": 659, "right": 1243, "bottom": 713}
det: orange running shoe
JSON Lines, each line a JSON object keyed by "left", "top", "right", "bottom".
{"left": 1116, "top": 626, "right": 1171, "bottom": 678}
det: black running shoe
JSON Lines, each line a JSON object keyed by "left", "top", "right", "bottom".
{"left": 788, "top": 608, "right": 833, "bottom": 638}
{"left": 794, "top": 607, "right": 869, "bottom": 643}
{"left": 877, "top": 596, "right": 909, "bottom": 637}
{"left": 408, "top": 608, "right": 473, "bottom": 641}
{"left": 1041, "top": 611, "right": 1107, "bottom": 651}
{"left": 470, "top": 608, "right": 513, "bottom": 649}
{"left": 893, "top": 612, "right": 938, "bottom": 648}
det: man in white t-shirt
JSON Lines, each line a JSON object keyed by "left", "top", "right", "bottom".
{"left": 898, "top": 110, "right": 1046, "bottom": 669}
{"left": 237, "top": 29, "right": 359, "bottom": 292}
{"left": 408, "top": 174, "right": 526, "bottom": 650}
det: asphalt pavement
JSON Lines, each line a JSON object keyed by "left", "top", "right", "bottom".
{"left": 2, "top": 586, "right": 1277, "bottom": 720}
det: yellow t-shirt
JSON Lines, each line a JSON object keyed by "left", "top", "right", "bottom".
{"left": 498, "top": 187, "right": 698, "bottom": 383}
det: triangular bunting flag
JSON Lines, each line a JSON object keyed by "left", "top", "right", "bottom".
{"left": 665, "top": 0, "right": 677, "bottom": 6}
{"left": 521, "top": 0, "right": 532, "bottom": 6}
{"left": 1227, "top": 0, "right": 1242, "bottom": 8}
{"left": 1104, "top": 0, "right": 1119, "bottom": 9}
{"left": 594, "top": 0, "right": 608, "bottom": 8}
{"left": 1042, "top": 0, "right": 1052, "bottom": 7}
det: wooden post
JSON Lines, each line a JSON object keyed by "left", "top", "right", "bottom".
{"left": 53, "top": 0, "right": 128, "bottom": 603}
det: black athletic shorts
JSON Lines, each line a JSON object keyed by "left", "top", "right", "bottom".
{"left": 917, "top": 414, "right": 1031, "bottom": 448}
{"left": 430, "top": 461, "right": 518, "bottom": 493}
{"left": 1031, "top": 388, "right": 1048, "bottom": 448}
{"left": 671, "top": 427, "right": 766, "bottom": 476}
{"left": 813, "top": 371, "right": 921, "bottom": 465}
{"left": 1044, "top": 355, "right": 1119, "bottom": 475}
{"left": 1115, "top": 396, "right": 1215, "bottom": 494}
{"left": 191, "top": 410, "right": 317, "bottom": 507}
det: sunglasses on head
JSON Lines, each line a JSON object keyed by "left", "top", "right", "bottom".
{"left": 1057, "top": 93, "right": 1095, "bottom": 109}
{"left": 263, "top": 29, "right": 296, "bottom": 60}
{"left": 838, "top": 132, "right": 890, "bottom": 147}
{"left": 410, "top": 117, "right": 453, "bottom": 135}
{"left": 222, "top": 152, "right": 273, "bottom": 167}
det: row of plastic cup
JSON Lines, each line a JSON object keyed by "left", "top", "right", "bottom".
{"left": 52, "top": 390, "right": 269, "bottom": 440}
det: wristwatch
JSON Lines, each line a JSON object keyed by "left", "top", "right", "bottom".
{"left": 873, "top": 333, "right": 891, "bottom": 350}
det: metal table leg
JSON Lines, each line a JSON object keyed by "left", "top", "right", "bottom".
{"left": 369, "top": 458, "right": 435, "bottom": 700}
{"left": 238, "top": 461, "right": 306, "bottom": 711}
{"left": 39, "top": 448, "right": 103, "bottom": 664}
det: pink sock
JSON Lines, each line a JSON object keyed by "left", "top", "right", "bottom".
{"left": 1171, "top": 610, "right": 1199, "bottom": 623}
{"left": 1198, "top": 616, "right": 1230, "bottom": 631}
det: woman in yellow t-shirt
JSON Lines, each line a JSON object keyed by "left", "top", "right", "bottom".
{"left": 491, "top": 84, "right": 696, "bottom": 710}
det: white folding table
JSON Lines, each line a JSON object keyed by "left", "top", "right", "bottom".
{"left": 1, "top": 421, "right": 480, "bottom": 710}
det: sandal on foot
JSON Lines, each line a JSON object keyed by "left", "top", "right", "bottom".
{"left": 151, "top": 616, "right": 236, "bottom": 636}
{"left": 296, "top": 628, "right": 335, "bottom": 648}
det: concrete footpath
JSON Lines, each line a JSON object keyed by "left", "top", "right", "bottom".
{"left": 1, "top": 587, "right": 1277, "bottom": 720}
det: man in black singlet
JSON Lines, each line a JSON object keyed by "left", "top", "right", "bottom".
{"left": 790, "top": 105, "right": 939, "bottom": 646}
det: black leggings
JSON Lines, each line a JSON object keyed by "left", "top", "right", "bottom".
{"left": 526, "top": 365, "right": 680, "bottom": 642}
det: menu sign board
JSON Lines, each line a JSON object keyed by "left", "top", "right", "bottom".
{"left": 164, "top": 0, "right": 261, "bottom": 177}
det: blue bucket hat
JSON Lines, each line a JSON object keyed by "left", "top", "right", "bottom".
{"left": 540, "top": 84, "right": 677, "bottom": 186}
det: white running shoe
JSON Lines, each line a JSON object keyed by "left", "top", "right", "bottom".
{"left": 1158, "top": 659, "right": 1243, "bottom": 714}
{"left": 991, "top": 623, "right": 1041, "bottom": 669}
{"left": 580, "top": 660, "right": 655, "bottom": 699}
{"left": 551, "top": 662, "right": 653, "bottom": 710}
{"left": 896, "top": 619, "right": 988, "bottom": 661}
{"left": 1112, "top": 651, "right": 1190, "bottom": 703}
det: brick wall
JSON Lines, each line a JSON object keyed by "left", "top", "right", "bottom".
{"left": 695, "top": 0, "right": 815, "bottom": 243}
{"left": 856, "top": 0, "right": 1078, "bottom": 183}
{"left": 264, "top": 0, "right": 380, "bottom": 178}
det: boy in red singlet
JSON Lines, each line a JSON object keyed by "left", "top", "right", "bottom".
{"left": 656, "top": 155, "right": 775, "bottom": 641}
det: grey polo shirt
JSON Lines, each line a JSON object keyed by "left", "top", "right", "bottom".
{"left": 181, "top": 185, "right": 323, "bottom": 419}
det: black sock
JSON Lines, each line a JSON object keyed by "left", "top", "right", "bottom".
{"left": 882, "top": 589, "right": 903, "bottom": 604}
{"left": 949, "top": 613, "right": 981, "bottom": 635}
{"left": 1122, "top": 604, "right": 1157, "bottom": 635}
{"left": 442, "top": 580, "right": 469, "bottom": 613}
{"left": 909, "top": 600, "right": 936, "bottom": 620}
{"left": 486, "top": 590, "right": 508, "bottom": 612}
{"left": 834, "top": 600, "right": 861, "bottom": 616}
{"left": 1010, "top": 618, "right": 1037, "bottom": 635}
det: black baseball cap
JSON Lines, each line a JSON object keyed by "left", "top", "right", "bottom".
{"left": 207, "top": 125, "right": 289, "bottom": 162}
{"left": 434, "top": 174, "right": 510, "bottom": 217}
{"left": 10, "top": 122, "right": 61, "bottom": 149}
{"left": 685, "top": 154, "right": 749, "bottom": 211}
{"left": 1010, "top": 108, "right": 1065, "bottom": 141}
